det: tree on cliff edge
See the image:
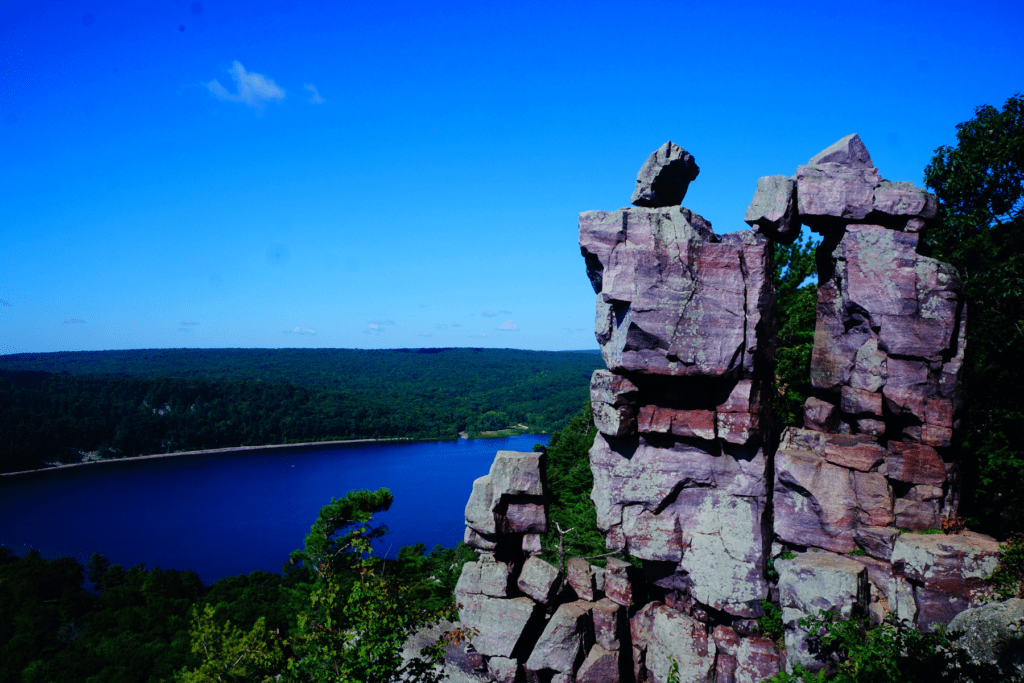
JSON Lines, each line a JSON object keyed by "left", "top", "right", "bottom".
{"left": 924, "top": 93, "right": 1024, "bottom": 537}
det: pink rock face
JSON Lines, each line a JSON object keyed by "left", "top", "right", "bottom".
{"left": 886, "top": 442, "right": 947, "bottom": 486}
{"left": 580, "top": 207, "right": 773, "bottom": 377}
{"left": 576, "top": 645, "right": 621, "bottom": 683}
{"left": 744, "top": 175, "right": 798, "bottom": 244}
{"left": 636, "top": 405, "right": 716, "bottom": 440}
{"left": 804, "top": 396, "right": 839, "bottom": 432}
{"left": 593, "top": 598, "right": 624, "bottom": 651}
{"left": 591, "top": 369, "right": 640, "bottom": 437}
{"left": 603, "top": 558, "right": 636, "bottom": 608}
{"left": 796, "top": 163, "right": 881, "bottom": 221}
{"left": 774, "top": 446, "right": 858, "bottom": 553}
{"left": 631, "top": 603, "right": 716, "bottom": 683}
{"left": 891, "top": 532, "right": 1001, "bottom": 630}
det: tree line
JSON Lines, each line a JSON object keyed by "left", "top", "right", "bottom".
{"left": 0, "top": 348, "right": 603, "bottom": 473}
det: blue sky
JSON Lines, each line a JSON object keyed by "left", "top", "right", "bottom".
{"left": 2, "top": 0, "right": 1021, "bottom": 354}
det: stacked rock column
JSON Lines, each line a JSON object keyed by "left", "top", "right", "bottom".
{"left": 580, "top": 142, "right": 782, "bottom": 683}
{"left": 455, "top": 450, "right": 639, "bottom": 682}
{"left": 745, "top": 134, "right": 1000, "bottom": 670}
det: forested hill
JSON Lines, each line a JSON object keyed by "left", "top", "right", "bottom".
{"left": 0, "top": 348, "right": 603, "bottom": 474}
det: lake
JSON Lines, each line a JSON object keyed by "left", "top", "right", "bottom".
{"left": 0, "top": 434, "right": 549, "bottom": 585}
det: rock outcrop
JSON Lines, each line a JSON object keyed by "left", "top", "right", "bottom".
{"left": 451, "top": 136, "right": 994, "bottom": 682}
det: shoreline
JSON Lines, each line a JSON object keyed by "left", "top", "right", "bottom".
{"left": 0, "top": 437, "right": 421, "bottom": 477}
{"left": 0, "top": 430, "right": 548, "bottom": 477}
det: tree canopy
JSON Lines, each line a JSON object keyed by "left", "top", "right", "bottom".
{"left": 923, "top": 93, "right": 1024, "bottom": 536}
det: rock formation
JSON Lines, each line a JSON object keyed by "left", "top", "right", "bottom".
{"left": 452, "top": 136, "right": 1002, "bottom": 682}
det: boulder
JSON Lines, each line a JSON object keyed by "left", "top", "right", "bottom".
{"left": 744, "top": 175, "right": 798, "bottom": 243}
{"left": 631, "top": 603, "right": 717, "bottom": 683}
{"left": 457, "top": 594, "right": 539, "bottom": 658}
{"left": 487, "top": 656, "right": 519, "bottom": 683}
{"left": 947, "top": 598, "right": 1024, "bottom": 672}
{"left": 503, "top": 502, "right": 546, "bottom": 534}
{"left": 478, "top": 558, "right": 513, "bottom": 597}
{"left": 675, "top": 490, "right": 769, "bottom": 617}
{"left": 518, "top": 556, "right": 560, "bottom": 604}
{"left": 631, "top": 141, "right": 700, "bottom": 207}
{"left": 776, "top": 551, "right": 869, "bottom": 671}
{"left": 796, "top": 163, "right": 880, "bottom": 223}
{"left": 591, "top": 370, "right": 640, "bottom": 437}
{"left": 807, "top": 133, "right": 874, "bottom": 168}
{"left": 604, "top": 557, "right": 637, "bottom": 608}
{"left": 593, "top": 598, "right": 624, "bottom": 651}
{"left": 804, "top": 397, "right": 839, "bottom": 432}
{"left": 773, "top": 446, "right": 858, "bottom": 553}
{"left": 576, "top": 644, "right": 621, "bottom": 683}
{"left": 854, "top": 526, "right": 900, "bottom": 562}
{"left": 891, "top": 531, "right": 1000, "bottom": 595}
{"left": 524, "top": 600, "right": 595, "bottom": 675}
{"left": 872, "top": 181, "right": 938, "bottom": 221}
{"left": 734, "top": 636, "right": 784, "bottom": 683}
{"left": 886, "top": 442, "right": 946, "bottom": 487}
{"left": 568, "top": 557, "right": 597, "bottom": 601}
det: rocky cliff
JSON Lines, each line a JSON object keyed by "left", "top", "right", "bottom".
{"left": 450, "top": 136, "right": 1001, "bottom": 682}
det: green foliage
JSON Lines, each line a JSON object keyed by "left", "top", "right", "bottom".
{"left": 765, "top": 610, "right": 1012, "bottom": 683}
{"left": 297, "top": 488, "right": 394, "bottom": 574}
{"left": 772, "top": 232, "right": 819, "bottom": 428}
{"left": 176, "top": 605, "right": 282, "bottom": 683}
{"left": 538, "top": 403, "right": 608, "bottom": 563}
{"left": 757, "top": 598, "right": 784, "bottom": 643}
{"left": 923, "top": 93, "right": 1024, "bottom": 536}
{"left": 0, "top": 349, "right": 604, "bottom": 473}
{"left": 666, "top": 655, "right": 682, "bottom": 683}
{"left": 987, "top": 532, "right": 1024, "bottom": 601}
{"left": 283, "top": 501, "right": 446, "bottom": 683}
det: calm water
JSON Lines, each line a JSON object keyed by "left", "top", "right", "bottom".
{"left": 0, "top": 434, "right": 549, "bottom": 584}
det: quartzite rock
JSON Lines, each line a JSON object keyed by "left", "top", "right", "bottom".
{"left": 590, "top": 369, "right": 640, "bottom": 437}
{"left": 457, "top": 594, "right": 538, "bottom": 658}
{"left": 576, "top": 644, "right": 621, "bottom": 683}
{"left": 808, "top": 133, "right": 874, "bottom": 168}
{"left": 487, "top": 656, "right": 519, "bottom": 683}
{"left": 518, "top": 556, "right": 561, "bottom": 604}
{"left": 947, "top": 598, "right": 1024, "bottom": 672}
{"left": 580, "top": 206, "right": 772, "bottom": 377}
{"left": 631, "top": 141, "right": 700, "bottom": 208}
{"left": 568, "top": 557, "right": 597, "bottom": 601}
{"left": 631, "top": 603, "right": 717, "bottom": 683}
{"left": 744, "top": 175, "right": 798, "bottom": 243}
{"left": 777, "top": 552, "right": 869, "bottom": 671}
{"left": 524, "top": 600, "right": 595, "bottom": 675}
{"left": 593, "top": 598, "right": 624, "bottom": 651}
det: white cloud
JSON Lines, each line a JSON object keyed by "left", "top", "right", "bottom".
{"left": 482, "top": 310, "right": 497, "bottom": 317}
{"left": 205, "top": 61, "right": 285, "bottom": 109}
{"left": 367, "top": 323, "right": 381, "bottom": 331}
{"left": 497, "top": 319, "right": 519, "bottom": 331}
{"left": 304, "top": 83, "right": 324, "bottom": 104}
{"left": 284, "top": 326, "right": 316, "bottom": 335}
{"left": 477, "top": 332, "right": 487, "bottom": 338}
{"left": 63, "top": 317, "right": 86, "bottom": 324}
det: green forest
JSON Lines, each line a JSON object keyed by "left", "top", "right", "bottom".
{"left": 0, "top": 348, "right": 603, "bottom": 474}
{"left": 1, "top": 95, "right": 1022, "bottom": 681}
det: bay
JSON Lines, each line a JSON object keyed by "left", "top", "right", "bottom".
{"left": 0, "top": 434, "right": 549, "bottom": 585}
